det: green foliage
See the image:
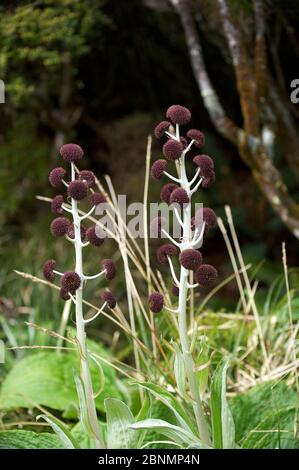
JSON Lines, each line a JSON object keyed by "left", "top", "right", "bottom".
{"left": 105, "top": 398, "right": 140, "bottom": 449}
{"left": 0, "top": 430, "right": 63, "bottom": 449}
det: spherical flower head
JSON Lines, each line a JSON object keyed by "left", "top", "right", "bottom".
{"left": 195, "top": 264, "right": 218, "bottom": 287}
{"left": 187, "top": 129, "right": 205, "bottom": 147}
{"left": 78, "top": 170, "right": 95, "bottom": 188}
{"left": 149, "top": 292, "right": 164, "bottom": 313}
{"left": 202, "top": 171, "right": 216, "bottom": 188}
{"left": 43, "top": 259, "right": 56, "bottom": 282}
{"left": 160, "top": 183, "right": 178, "bottom": 203}
{"left": 163, "top": 139, "right": 184, "bottom": 161}
{"left": 166, "top": 105, "right": 191, "bottom": 125}
{"left": 101, "top": 290, "right": 117, "bottom": 309}
{"left": 193, "top": 155, "right": 214, "bottom": 178}
{"left": 67, "top": 223, "right": 86, "bottom": 241}
{"left": 150, "top": 216, "right": 166, "bottom": 237}
{"left": 157, "top": 243, "right": 178, "bottom": 265}
{"left": 170, "top": 188, "right": 189, "bottom": 208}
{"left": 203, "top": 207, "right": 217, "bottom": 228}
{"left": 68, "top": 180, "right": 88, "bottom": 201}
{"left": 49, "top": 167, "right": 66, "bottom": 187}
{"left": 50, "top": 217, "right": 70, "bottom": 237}
{"left": 102, "top": 259, "right": 116, "bottom": 280}
{"left": 61, "top": 271, "right": 81, "bottom": 294}
{"left": 154, "top": 120, "right": 171, "bottom": 138}
{"left": 60, "top": 288, "right": 70, "bottom": 301}
{"left": 51, "top": 195, "right": 64, "bottom": 215}
{"left": 179, "top": 249, "right": 202, "bottom": 271}
{"left": 86, "top": 226, "right": 106, "bottom": 246}
{"left": 172, "top": 284, "right": 179, "bottom": 297}
{"left": 60, "top": 143, "right": 84, "bottom": 162}
{"left": 151, "top": 159, "right": 167, "bottom": 180}
{"left": 89, "top": 192, "right": 107, "bottom": 206}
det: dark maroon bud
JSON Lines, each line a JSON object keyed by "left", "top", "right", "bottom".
{"left": 163, "top": 139, "right": 184, "bottom": 161}
{"left": 43, "top": 259, "right": 56, "bottom": 282}
{"left": 61, "top": 271, "right": 81, "bottom": 293}
{"left": 86, "top": 226, "right": 106, "bottom": 246}
{"left": 68, "top": 180, "right": 88, "bottom": 201}
{"left": 60, "top": 143, "right": 84, "bottom": 162}
{"left": 60, "top": 288, "right": 70, "bottom": 301}
{"left": 169, "top": 188, "right": 189, "bottom": 208}
{"left": 166, "top": 105, "right": 191, "bottom": 125}
{"left": 202, "top": 171, "right": 216, "bottom": 188}
{"left": 180, "top": 136, "right": 188, "bottom": 148}
{"left": 195, "top": 264, "right": 218, "bottom": 287}
{"left": 179, "top": 249, "right": 202, "bottom": 271}
{"left": 101, "top": 290, "right": 117, "bottom": 309}
{"left": 67, "top": 224, "right": 86, "bottom": 241}
{"left": 51, "top": 195, "right": 64, "bottom": 215}
{"left": 102, "top": 259, "right": 116, "bottom": 280}
{"left": 156, "top": 243, "right": 178, "bottom": 265}
{"left": 150, "top": 216, "right": 166, "bottom": 237}
{"left": 172, "top": 284, "right": 180, "bottom": 297}
{"left": 154, "top": 120, "right": 171, "bottom": 138}
{"left": 149, "top": 292, "right": 164, "bottom": 313}
{"left": 160, "top": 183, "right": 178, "bottom": 203}
{"left": 187, "top": 129, "right": 205, "bottom": 147}
{"left": 203, "top": 207, "right": 217, "bottom": 228}
{"left": 151, "top": 159, "right": 167, "bottom": 180}
{"left": 50, "top": 217, "right": 70, "bottom": 237}
{"left": 78, "top": 170, "right": 95, "bottom": 188}
{"left": 49, "top": 167, "right": 66, "bottom": 187}
{"left": 193, "top": 155, "right": 214, "bottom": 178}
{"left": 89, "top": 192, "right": 107, "bottom": 206}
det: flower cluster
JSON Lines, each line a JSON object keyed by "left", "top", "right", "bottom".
{"left": 149, "top": 105, "right": 218, "bottom": 313}
{"left": 43, "top": 143, "right": 117, "bottom": 308}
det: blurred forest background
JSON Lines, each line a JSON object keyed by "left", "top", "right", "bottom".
{"left": 1, "top": 0, "right": 299, "bottom": 321}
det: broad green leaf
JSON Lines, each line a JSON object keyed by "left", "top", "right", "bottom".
{"left": 0, "top": 430, "right": 63, "bottom": 449}
{"left": 210, "top": 358, "right": 235, "bottom": 449}
{"left": 0, "top": 350, "right": 121, "bottom": 413}
{"left": 131, "top": 419, "right": 200, "bottom": 447}
{"left": 37, "top": 414, "right": 79, "bottom": 449}
{"left": 105, "top": 398, "right": 139, "bottom": 449}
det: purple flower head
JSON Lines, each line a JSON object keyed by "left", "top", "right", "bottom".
{"left": 151, "top": 159, "right": 167, "bottom": 180}
{"left": 154, "top": 121, "right": 171, "bottom": 138}
{"left": 67, "top": 223, "right": 86, "bottom": 241}
{"left": 193, "top": 155, "right": 214, "bottom": 178}
{"left": 203, "top": 207, "right": 217, "bottom": 229}
{"left": 172, "top": 284, "right": 180, "bottom": 297}
{"left": 60, "top": 143, "right": 84, "bottom": 162}
{"left": 150, "top": 216, "right": 166, "bottom": 237}
{"left": 61, "top": 271, "right": 81, "bottom": 294}
{"left": 43, "top": 259, "right": 56, "bottom": 282}
{"left": 101, "top": 290, "right": 117, "bottom": 309}
{"left": 78, "top": 170, "right": 95, "bottom": 188}
{"left": 89, "top": 192, "right": 107, "bottom": 206}
{"left": 86, "top": 226, "right": 106, "bottom": 246}
{"left": 68, "top": 180, "right": 88, "bottom": 201}
{"left": 163, "top": 139, "right": 184, "bottom": 161}
{"left": 187, "top": 129, "right": 205, "bottom": 148}
{"left": 179, "top": 249, "right": 202, "bottom": 271}
{"left": 202, "top": 171, "right": 216, "bottom": 188}
{"left": 50, "top": 217, "right": 70, "bottom": 237}
{"left": 149, "top": 292, "right": 164, "bottom": 313}
{"left": 60, "top": 288, "right": 70, "bottom": 301}
{"left": 157, "top": 243, "right": 178, "bottom": 265}
{"left": 166, "top": 105, "right": 191, "bottom": 125}
{"left": 49, "top": 167, "right": 66, "bottom": 187}
{"left": 102, "top": 259, "right": 116, "bottom": 280}
{"left": 195, "top": 264, "right": 218, "bottom": 287}
{"left": 160, "top": 183, "right": 178, "bottom": 203}
{"left": 169, "top": 188, "right": 189, "bottom": 208}
{"left": 51, "top": 195, "right": 64, "bottom": 215}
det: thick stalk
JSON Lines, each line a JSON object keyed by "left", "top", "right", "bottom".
{"left": 178, "top": 154, "right": 211, "bottom": 446}
{"left": 71, "top": 163, "right": 104, "bottom": 449}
